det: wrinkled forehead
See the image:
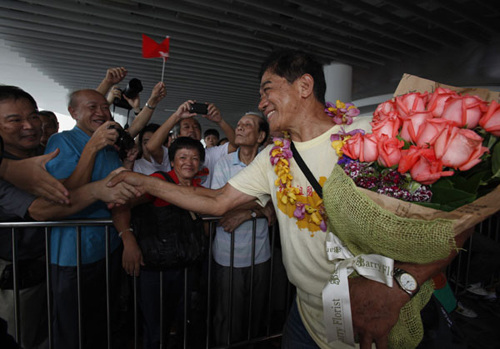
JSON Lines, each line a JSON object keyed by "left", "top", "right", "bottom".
{"left": 180, "top": 118, "right": 200, "bottom": 128}
{"left": 0, "top": 97, "right": 37, "bottom": 117}
{"left": 73, "top": 90, "right": 108, "bottom": 106}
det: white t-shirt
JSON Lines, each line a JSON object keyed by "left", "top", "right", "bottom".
{"left": 199, "top": 142, "right": 229, "bottom": 187}
{"left": 228, "top": 117, "right": 372, "bottom": 348}
{"left": 133, "top": 145, "right": 171, "bottom": 175}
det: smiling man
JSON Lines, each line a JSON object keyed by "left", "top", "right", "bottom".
{"left": 44, "top": 89, "right": 125, "bottom": 349}
{"left": 107, "top": 50, "right": 474, "bottom": 349}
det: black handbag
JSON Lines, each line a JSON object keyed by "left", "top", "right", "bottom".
{"left": 131, "top": 171, "right": 207, "bottom": 270}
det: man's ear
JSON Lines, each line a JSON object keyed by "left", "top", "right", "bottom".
{"left": 298, "top": 74, "right": 314, "bottom": 99}
{"left": 68, "top": 106, "right": 77, "bottom": 120}
{"left": 257, "top": 130, "right": 266, "bottom": 145}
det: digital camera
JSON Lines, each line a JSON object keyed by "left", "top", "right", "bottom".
{"left": 113, "top": 78, "right": 143, "bottom": 110}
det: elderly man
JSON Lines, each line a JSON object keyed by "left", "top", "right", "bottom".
{"left": 44, "top": 88, "right": 137, "bottom": 348}
{"left": 108, "top": 50, "right": 473, "bottom": 348}
{"left": 210, "top": 112, "right": 274, "bottom": 345}
{"left": 0, "top": 86, "right": 137, "bottom": 349}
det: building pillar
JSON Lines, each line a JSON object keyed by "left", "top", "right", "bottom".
{"left": 324, "top": 63, "right": 352, "bottom": 103}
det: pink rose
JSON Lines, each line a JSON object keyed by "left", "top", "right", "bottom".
{"left": 342, "top": 132, "right": 363, "bottom": 160}
{"left": 427, "top": 87, "right": 459, "bottom": 117}
{"left": 395, "top": 92, "right": 428, "bottom": 119}
{"left": 479, "top": 100, "right": 500, "bottom": 136}
{"left": 415, "top": 118, "right": 454, "bottom": 147}
{"left": 371, "top": 114, "right": 401, "bottom": 139}
{"left": 373, "top": 100, "right": 398, "bottom": 123}
{"left": 441, "top": 95, "right": 488, "bottom": 129}
{"left": 399, "top": 111, "right": 433, "bottom": 143}
{"left": 434, "top": 126, "right": 488, "bottom": 171}
{"left": 398, "top": 147, "right": 454, "bottom": 185}
{"left": 377, "top": 135, "right": 404, "bottom": 168}
{"left": 360, "top": 133, "right": 379, "bottom": 162}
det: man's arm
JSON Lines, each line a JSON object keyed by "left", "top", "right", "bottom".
{"left": 112, "top": 204, "right": 144, "bottom": 276}
{"left": 27, "top": 168, "right": 141, "bottom": 221}
{"left": 145, "top": 100, "right": 195, "bottom": 164}
{"left": 204, "top": 103, "right": 237, "bottom": 153}
{"left": 61, "top": 121, "right": 119, "bottom": 189}
{"left": 96, "top": 67, "right": 127, "bottom": 96}
{"left": 0, "top": 150, "right": 69, "bottom": 204}
{"left": 126, "top": 82, "right": 166, "bottom": 138}
{"left": 107, "top": 171, "right": 254, "bottom": 216}
{"left": 351, "top": 227, "right": 474, "bottom": 349}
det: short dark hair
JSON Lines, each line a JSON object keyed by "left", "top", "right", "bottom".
{"left": 39, "top": 110, "right": 59, "bottom": 127}
{"left": 259, "top": 49, "right": 326, "bottom": 104}
{"left": 203, "top": 128, "right": 219, "bottom": 139}
{"left": 245, "top": 112, "right": 269, "bottom": 146}
{"left": 168, "top": 137, "right": 205, "bottom": 163}
{"left": 138, "top": 123, "right": 160, "bottom": 158}
{"left": 0, "top": 85, "right": 38, "bottom": 110}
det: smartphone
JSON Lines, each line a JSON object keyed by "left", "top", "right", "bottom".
{"left": 189, "top": 102, "right": 208, "bottom": 115}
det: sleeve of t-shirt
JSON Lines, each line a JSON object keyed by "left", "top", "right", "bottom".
{"left": 228, "top": 148, "right": 271, "bottom": 207}
{"left": 44, "top": 133, "right": 80, "bottom": 179}
{"left": 0, "top": 180, "right": 36, "bottom": 219}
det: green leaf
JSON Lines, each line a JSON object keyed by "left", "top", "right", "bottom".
{"left": 492, "top": 141, "right": 500, "bottom": 179}
{"left": 430, "top": 186, "right": 476, "bottom": 209}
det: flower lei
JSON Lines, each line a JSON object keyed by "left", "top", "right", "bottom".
{"left": 269, "top": 101, "right": 360, "bottom": 234}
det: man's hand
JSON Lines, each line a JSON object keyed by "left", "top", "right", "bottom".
{"left": 204, "top": 103, "right": 222, "bottom": 124}
{"left": 219, "top": 209, "right": 251, "bottom": 233}
{"left": 7, "top": 150, "right": 70, "bottom": 204}
{"left": 146, "top": 82, "right": 166, "bottom": 107}
{"left": 121, "top": 230, "right": 144, "bottom": 276}
{"left": 349, "top": 277, "right": 409, "bottom": 349}
{"left": 107, "top": 170, "right": 149, "bottom": 196}
{"left": 95, "top": 169, "right": 142, "bottom": 205}
{"left": 172, "top": 100, "right": 198, "bottom": 121}
{"left": 104, "top": 67, "right": 127, "bottom": 86}
{"left": 123, "top": 145, "right": 139, "bottom": 170}
{"left": 86, "top": 121, "right": 120, "bottom": 153}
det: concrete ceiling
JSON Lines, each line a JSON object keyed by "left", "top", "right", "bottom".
{"left": 0, "top": 0, "right": 499, "bottom": 129}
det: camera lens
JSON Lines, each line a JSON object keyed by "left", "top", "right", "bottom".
{"left": 123, "top": 78, "right": 143, "bottom": 99}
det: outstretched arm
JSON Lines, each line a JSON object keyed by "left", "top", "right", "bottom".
{"left": 126, "top": 82, "right": 167, "bottom": 138}
{"left": 107, "top": 171, "right": 254, "bottom": 216}
{"left": 204, "top": 103, "right": 237, "bottom": 153}
{"left": 145, "top": 100, "right": 196, "bottom": 164}
{"left": 96, "top": 67, "right": 127, "bottom": 96}
{"left": 0, "top": 150, "right": 69, "bottom": 204}
{"left": 28, "top": 168, "right": 141, "bottom": 221}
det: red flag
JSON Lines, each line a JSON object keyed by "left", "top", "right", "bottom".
{"left": 142, "top": 34, "right": 170, "bottom": 59}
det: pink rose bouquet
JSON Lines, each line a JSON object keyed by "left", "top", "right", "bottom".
{"left": 335, "top": 86, "right": 500, "bottom": 212}
{"left": 322, "top": 74, "right": 500, "bottom": 348}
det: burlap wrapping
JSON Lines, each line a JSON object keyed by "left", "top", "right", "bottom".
{"left": 323, "top": 165, "right": 457, "bottom": 348}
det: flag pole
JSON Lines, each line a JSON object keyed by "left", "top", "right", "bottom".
{"left": 161, "top": 57, "right": 166, "bottom": 83}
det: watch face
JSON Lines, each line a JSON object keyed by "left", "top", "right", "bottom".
{"left": 400, "top": 273, "right": 418, "bottom": 291}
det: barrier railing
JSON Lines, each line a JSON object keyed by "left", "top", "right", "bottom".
{"left": 0, "top": 217, "right": 293, "bottom": 349}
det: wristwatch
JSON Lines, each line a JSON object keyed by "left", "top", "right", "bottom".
{"left": 393, "top": 267, "right": 420, "bottom": 298}
{"left": 250, "top": 210, "right": 257, "bottom": 218}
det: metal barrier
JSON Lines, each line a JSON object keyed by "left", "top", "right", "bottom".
{"left": 0, "top": 217, "right": 293, "bottom": 349}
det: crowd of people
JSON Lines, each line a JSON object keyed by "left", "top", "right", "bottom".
{"left": 0, "top": 48, "right": 492, "bottom": 349}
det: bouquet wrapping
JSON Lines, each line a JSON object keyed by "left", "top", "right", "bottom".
{"left": 323, "top": 74, "right": 500, "bottom": 348}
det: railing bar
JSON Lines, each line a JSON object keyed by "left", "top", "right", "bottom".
{"left": 265, "top": 224, "right": 276, "bottom": 337}
{"left": 76, "top": 226, "right": 83, "bottom": 349}
{"left": 133, "top": 275, "right": 138, "bottom": 349}
{"left": 105, "top": 226, "right": 111, "bottom": 349}
{"left": 45, "top": 226, "right": 53, "bottom": 349}
{"left": 205, "top": 220, "right": 216, "bottom": 349}
{"left": 183, "top": 267, "right": 188, "bottom": 349}
{"left": 247, "top": 218, "right": 257, "bottom": 340}
{"left": 227, "top": 223, "right": 235, "bottom": 346}
{"left": 11, "top": 227, "right": 21, "bottom": 344}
